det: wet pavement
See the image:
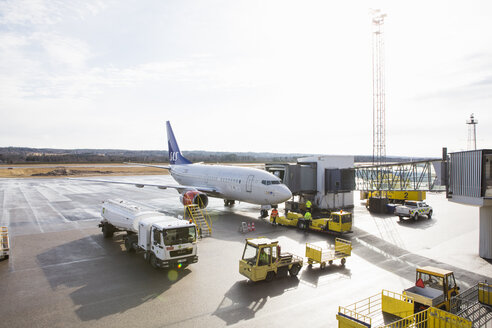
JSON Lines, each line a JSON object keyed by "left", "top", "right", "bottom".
{"left": 0, "top": 176, "right": 490, "bottom": 327}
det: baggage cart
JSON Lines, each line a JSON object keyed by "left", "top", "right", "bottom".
{"left": 306, "top": 238, "right": 351, "bottom": 269}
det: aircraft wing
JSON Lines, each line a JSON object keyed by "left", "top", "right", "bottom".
{"left": 124, "top": 162, "right": 171, "bottom": 170}
{"left": 68, "top": 178, "right": 221, "bottom": 195}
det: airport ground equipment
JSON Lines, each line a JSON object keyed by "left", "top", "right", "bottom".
{"left": 305, "top": 238, "right": 351, "bottom": 269}
{"left": 403, "top": 266, "right": 459, "bottom": 312}
{"left": 266, "top": 155, "right": 355, "bottom": 213}
{"left": 270, "top": 210, "right": 353, "bottom": 234}
{"left": 0, "top": 226, "right": 9, "bottom": 260}
{"left": 362, "top": 190, "right": 426, "bottom": 204}
{"left": 450, "top": 282, "right": 492, "bottom": 327}
{"left": 337, "top": 290, "right": 472, "bottom": 328}
{"left": 100, "top": 199, "right": 198, "bottom": 269}
{"left": 394, "top": 200, "right": 433, "bottom": 221}
{"left": 239, "top": 237, "right": 303, "bottom": 282}
{"left": 184, "top": 204, "right": 211, "bottom": 237}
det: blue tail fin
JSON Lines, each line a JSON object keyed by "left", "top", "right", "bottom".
{"left": 166, "top": 121, "right": 192, "bottom": 165}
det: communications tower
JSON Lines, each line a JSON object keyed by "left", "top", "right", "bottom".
{"left": 371, "top": 10, "right": 387, "bottom": 166}
{"left": 466, "top": 113, "right": 478, "bottom": 150}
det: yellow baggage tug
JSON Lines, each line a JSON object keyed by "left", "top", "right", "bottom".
{"left": 239, "top": 237, "right": 303, "bottom": 282}
{"left": 270, "top": 210, "right": 353, "bottom": 234}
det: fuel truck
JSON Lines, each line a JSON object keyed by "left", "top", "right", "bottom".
{"left": 99, "top": 199, "right": 198, "bottom": 269}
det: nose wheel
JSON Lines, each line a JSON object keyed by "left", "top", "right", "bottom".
{"left": 260, "top": 209, "right": 269, "bottom": 218}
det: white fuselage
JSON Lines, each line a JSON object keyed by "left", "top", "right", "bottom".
{"left": 170, "top": 164, "right": 292, "bottom": 205}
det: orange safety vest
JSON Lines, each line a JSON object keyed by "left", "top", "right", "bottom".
{"left": 271, "top": 209, "right": 278, "bottom": 217}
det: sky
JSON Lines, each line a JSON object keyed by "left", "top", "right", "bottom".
{"left": 1, "top": 0, "right": 491, "bottom": 157}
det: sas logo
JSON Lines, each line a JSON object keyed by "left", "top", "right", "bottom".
{"left": 170, "top": 152, "right": 179, "bottom": 162}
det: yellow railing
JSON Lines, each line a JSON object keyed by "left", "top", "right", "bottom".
{"left": 381, "top": 307, "right": 472, "bottom": 328}
{"left": 185, "top": 204, "right": 212, "bottom": 236}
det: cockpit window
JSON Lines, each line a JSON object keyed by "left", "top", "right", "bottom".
{"left": 262, "top": 180, "right": 282, "bottom": 185}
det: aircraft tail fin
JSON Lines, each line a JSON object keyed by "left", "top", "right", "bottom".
{"left": 166, "top": 121, "right": 192, "bottom": 165}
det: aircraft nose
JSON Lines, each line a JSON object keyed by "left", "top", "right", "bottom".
{"left": 279, "top": 186, "right": 292, "bottom": 202}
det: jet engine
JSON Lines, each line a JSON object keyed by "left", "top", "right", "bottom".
{"left": 180, "top": 190, "right": 209, "bottom": 208}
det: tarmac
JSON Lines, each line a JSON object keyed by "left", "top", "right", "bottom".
{"left": 0, "top": 175, "right": 490, "bottom": 328}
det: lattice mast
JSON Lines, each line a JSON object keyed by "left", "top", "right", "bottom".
{"left": 372, "top": 10, "right": 387, "bottom": 166}
{"left": 466, "top": 113, "right": 478, "bottom": 150}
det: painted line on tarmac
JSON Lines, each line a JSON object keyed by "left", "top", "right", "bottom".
{"left": 18, "top": 187, "right": 44, "bottom": 233}
{"left": 8, "top": 256, "right": 108, "bottom": 273}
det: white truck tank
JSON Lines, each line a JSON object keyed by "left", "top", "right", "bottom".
{"left": 101, "top": 199, "right": 172, "bottom": 232}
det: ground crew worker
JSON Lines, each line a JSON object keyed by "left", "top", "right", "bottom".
{"left": 270, "top": 208, "right": 279, "bottom": 224}
{"left": 303, "top": 211, "right": 312, "bottom": 229}
{"left": 259, "top": 249, "right": 269, "bottom": 265}
{"left": 305, "top": 200, "right": 312, "bottom": 213}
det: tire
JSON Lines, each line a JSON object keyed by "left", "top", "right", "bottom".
{"left": 329, "top": 260, "right": 333, "bottom": 265}
{"left": 102, "top": 224, "right": 113, "bottom": 238}
{"left": 341, "top": 258, "right": 346, "bottom": 266}
{"left": 4, "top": 255, "right": 9, "bottom": 260}
{"left": 289, "top": 265, "right": 301, "bottom": 277}
{"left": 413, "top": 213, "right": 419, "bottom": 221}
{"left": 320, "top": 262, "right": 326, "bottom": 269}
{"left": 150, "top": 253, "right": 158, "bottom": 269}
{"left": 260, "top": 209, "right": 268, "bottom": 218}
{"left": 265, "top": 271, "right": 275, "bottom": 282}
{"left": 428, "top": 210, "right": 432, "bottom": 219}
{"left": 124, "top": 238, "right": 134, "bottom": 252}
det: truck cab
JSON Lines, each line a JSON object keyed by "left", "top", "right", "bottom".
{"left": 310, "top": 211, "right": 353, "bottom": 233}
{"left": 404, "top": 266, "right": 459, "bottom": 311}
{"left": 140, "top": 221, "right": 198, "bottom": 269}
{"left": 239, "top": 237, "right": 303, "bottom": 282}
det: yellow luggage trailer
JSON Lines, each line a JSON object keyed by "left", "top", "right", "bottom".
{"left": 271, "top": 211, "right": 353, "bottom": 234}
{"left": 450, "top": 282, "right": 492, "bottom": 327}
{"left": 270, "top": 212, "right": 302, "bottom": 227}
{"left": 0, "top": 226, "right": 9, "bottom": 260}
{"left": 337, "top": 290, "right": 472, "bottom": 328}
{"left": 306, "top": 238, "right": 352, "bottom": 269}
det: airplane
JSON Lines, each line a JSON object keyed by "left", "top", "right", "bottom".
{"left": 74, "top": 121, "right": 292, "bottom": 217}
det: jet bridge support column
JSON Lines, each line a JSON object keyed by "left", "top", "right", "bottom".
{"left": 479, "top": 206, "right": 492, "bottom": 259}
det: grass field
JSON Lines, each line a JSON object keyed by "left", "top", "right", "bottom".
{"left": 0, "top": 164, "right": 169, "bottom": 178}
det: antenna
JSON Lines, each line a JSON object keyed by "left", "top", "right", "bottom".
{"left": 371, "top": 9, "right": 387, "bottom": 166}
{"left": 466, "top": 113, "right": 478, "bottom": 150}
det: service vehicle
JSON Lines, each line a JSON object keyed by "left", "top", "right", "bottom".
{"left": 403, "top": 266, "right": 460, "bottom": 311}
{"left": 0, "top": 226, "right": 9, "bottom": 260}
{"left": 270, "top": 210, "right": 353, "bottom": 234}
{"left": 100, "top": 199, "right": 198, "bottom": 269}
{"left": 395, "top": 200, "right": 433, "bottom": 221}
{"left": 239, "top": 237, "right": 303, "bottom": 282}
{"left": 306, "top": 238, "right": 351, "bottom": 269}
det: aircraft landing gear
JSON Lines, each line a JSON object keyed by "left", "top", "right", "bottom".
{"left": 224, "top": 200, "right": 235, "bottom": 207}
{"left": 260, "top": 209, "right": 268, "bottom": 218}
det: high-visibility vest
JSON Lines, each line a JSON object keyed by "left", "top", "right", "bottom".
{"left": 304, "top": 212, "right": 312, "bottom": 220}
{"left": 306, "top": 200, "right": 312, "bottom": 208}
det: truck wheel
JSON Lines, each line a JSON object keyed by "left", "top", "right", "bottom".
{"left": 124, "top": 238, "right": 134, "bottom": 252}
{"left": 413, "top": 213, "right": 419, "bottom": 221}
{"left": 265, "top": 271, "right": 275, "bottom": 282}
{"left": 289, "top": 265, "right": 301, "bottom": 277}
{"left": 428, "top": 210, "right": 432, "bottom": 219}
{"left": 398, "top": 216, "right": 403, "bottom": 221}
{"left": 329, "top": 260, "right": 333, "bottom": 265}
{"left": 320, "top": 262, "right": 326, "bottom": 269}
{"left": 150, "top": 253, "right": 158, "bottom": 269}
{"left": 341, "top": 258, "right": 346, "bottom": 266}
{"left": 102, "top": 224, "right": 113, "bottom": 238}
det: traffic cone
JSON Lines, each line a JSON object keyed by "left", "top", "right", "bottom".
{"left": 247, "top": 222, "right": 251, "bottom": 232}
{"left": 251, "top": 222, "right": 255, "bottom": 231}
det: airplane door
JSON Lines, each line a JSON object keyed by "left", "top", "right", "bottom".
{"left": 246, "top": 175, "right": 254, "bottom": 192}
